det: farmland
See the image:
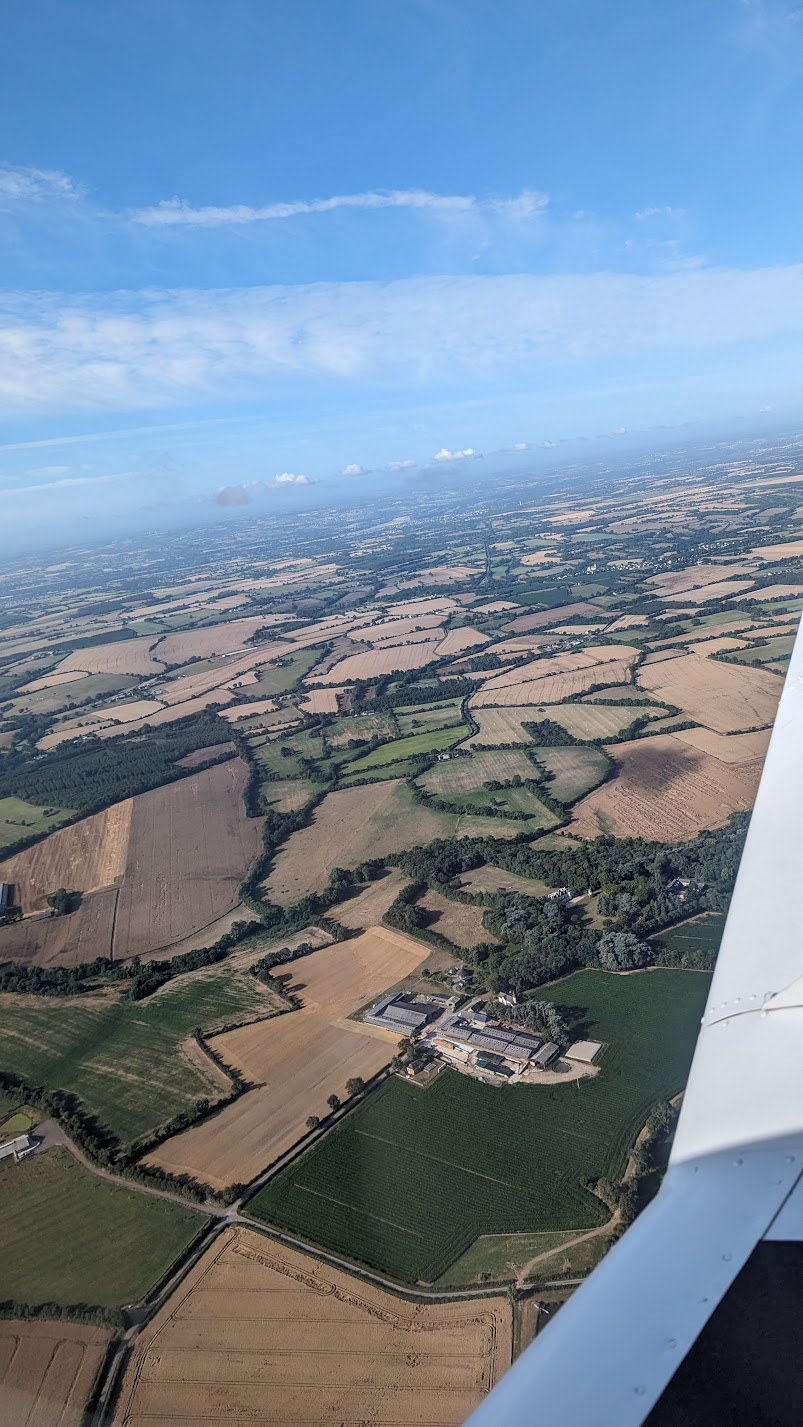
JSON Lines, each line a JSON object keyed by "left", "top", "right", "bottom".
{"left": 249, "top": 968, "right": 710, "bottom": 1283}
{"left": 0, "top": 952, "right": 284, "bottom": 1146}
{"left": 545, "top": 702, "right": 662, "bottom": 740}
{"left": 571, "top": 734, "right": 764, "bottom": 841}
{"left": 417, "top": 887, "right": 499, "bottom": 947}
{"left": 420, "top": 747, "right": 536, "bottom": 795}
{"left": 346, "top": 723, "right": 468, "bottom": 771}
{"left": 146, "top": 926, "right": 427, "bottom": 1188}
{"left": 637, "top": 652, "right": 782, "bottom": 732}
{"left": 455, "top": 865, "right": 554, "bottom": 898}
{"left": 395, "top": 696, "right": 464, "bottom": 735}
{"left": 313, "top": 641, "right": 442, "bottom": 683}
{"left": 0, "top": 1320, "right": 111, "bottom": 1427}
{"left": 0, "top": 798, "right": 132, "bottom": 912}
{"left": 0, "top": 796, "right": 75, "bottom": 852}
{"left": 112, "top": 1227, "right": 511, "bottom": 1427}
{"left": 532, "top": 746, "right": 612, "bottom": 802}
{"left": 0, "top": 1147, "right": 199, "bottom": 1308}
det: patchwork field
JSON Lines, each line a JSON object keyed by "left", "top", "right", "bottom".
{"left": 145, "top": 927, "right": 427, "bottom": 1188}
{"left": 111, "top": 759, "right": 263, "bottom": 958}
{"left": 454, "top": 865, "right": 553, "bottom": 898}
{"left": 313, "top": 641, "right": 442, "bottom": 683}
{"left": 533, "top": 745, "right": 612, "bottom": 802}
{"left": 672, "top": 726, "right": 772, "bottom": 763}
{"left": 0, "top": 795, "right": 75, "bottom": 852}
{"left": 0, "top": 1147, "right": 199, "bottom": 1308}
{"left": 54, "top": 636, "right": 165, "bottom": 677}
{"left": 0, "top": 798, "right": 132, "bottom": 912}
{"left": 250, "top": 969, "right": 710, "bottom": 1283}
{"left": 473, "top": 649, "right": 638, "bottom": 707}
{"left": 0, "top": 1320, "right": 111, "bottom": 1427}
{"left": 0, "top": 886, "right": 120, "bottom": 968}
{"left": 0, "top": 949, "right": 288, "bottom": 1145}
{"left": 420, "top": 747, "right": 537, "bottom": 796}
{"left": 571, "top": 733, "right": 764, "bottom": 841}
{"left": 417, "top": 888, "right": 499, "bottom": 947}
{"left": 264, "top": 780, "right": 463, "bottom": 903}
{"left": 112, "top": 1227, "right": 511, "bottom": 1427}
{"left": 395, "top": 697, "right": 464, "bottom": 735}
{"left": 637, "top": 652, "right": 782, "bottom": 732}
{"left": 546, "top": 702, "right": 661, "bottom": 740}
{"left": 328, "top": 869, "right": 412, "bottom": 930}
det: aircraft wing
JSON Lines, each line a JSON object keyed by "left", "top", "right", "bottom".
{"left": 465, "top": 620, "right": 803, "bottom": 1426}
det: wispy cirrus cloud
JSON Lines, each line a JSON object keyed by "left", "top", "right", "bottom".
{"left": 0, "top": 163, "right": 81, "bottom": 203}
{"left": 3, "top": 263, "right": 803, "bottom": 418}
{"left": 129, "top": 186, "right": 549, "bottom": 229}
{"left": 2, "top": 471, "right": 130, "bottom": 496}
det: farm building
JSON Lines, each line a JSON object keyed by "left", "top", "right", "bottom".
{"left": 364, "top": 994, "right": 438, "bottom": 1034}
{"left": 435, "top": 1016, "right": 545, "bottom": 1066}
{"left": 475, "top": 1052, "right": 513, "bottom": 1077}
{"left": 532, "top": 1042, "right": 560, "bottom": 1070}
{"left": 0, "top": 1133, "right": 33, "bottom": 1163}
{"left": 566, "top": 1039, "right": 603, "bottom": 1064}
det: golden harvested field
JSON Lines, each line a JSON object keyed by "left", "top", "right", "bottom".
{"left": 0, "top": 799, "right": 132, "bottom": 912}
{"left": 219, "top": 698, "right": 277, "bottom": 721}
{"left": 672, "top": 726, "right": 772, "bottom": 763}
{"left": 648, "top": 562, "right": 754, "bottom": 594}
{"left": 312, "top": 641, "right": 442, "bottom": 684}
{"left": 18, "top": 668, "right": 90, "bottom": 693}
{"left": 264, "top": 781, "right": 456, "bottom": 904}
{"left": 465, "top": 704, "right": 555, "bottom": 745}
{"left": 0, "top": 1320, "right": 111, "bottom": 1427}
{"left": 637, "top": 652, "right": 782, "bottom": 733}
{"left": 383, "top": 596, "right": 460, "bottom": 618}
{"left": 112, "top": 760, "right": 263, "bottom": 958}
{"left": 350, "top": 613, "right": 445, "bottom": 642}
{"left": 89, "top": 699, "right": 166, "bottom": 724}
{"left": 328, "top": 869, "right": 411, "bottom": 930}
{"left": 55, "top": 637, "right": 165, "bottom": 677}
{"left": 300, "top": 687, "right": 343, "bottom": 713}
{"left": 474, "top": 600, "right": 521, "bottom": 612}
{"left": 544, "top": 703, "right": 660, "bottom": 740}
{"left": 605, "top": 614, "right": 649, "bottom": 631}
{"left": 520, "top": 549, "right": 561, "bottom": 564}
{"left": 733, "top": 583, "right": 803, "bottom": 603}
{"left": 502, "top": 602, "right": 607, "bottom": 634}
{"left": 0, "top": 887, "right": 118, "bottom": 967}
{"left": 663, "top": 579, "right": 755, "bottom": 604}
{"left": 477, "top": 645, "right": 639, "bottom": 693}
{"left": 421, "top": 748, "right": 535, "bottom": 795}
{"left": 155, "top": 617, "right": 275, "bottom": 663}
{"left": 146, "top": 927, "right": 427, "bottom": 1187}
{"left": 749, "top": 537, "right": 803, "bottom": 560}
{"left": 571, "top": 734, "right": 764, "bottom": 841}
{"left": 113, "top": 1228, "right": 510, "bottom": 1427}
{"left": 473, "top": 651, "right": 637, "bottom": 708}
{"left": 417, "top": 888, "right": 499, "bottom": 947}
{"left": 686, "top": 636, "right": 749, "bottom": 655}
{"left": 435, "top": 627, "right": 489, "bottom": 656}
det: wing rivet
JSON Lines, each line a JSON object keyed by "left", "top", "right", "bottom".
{"left": 634, "top": 1386, "right": 646, "bottom": 1396}
{"left": 722, "top": 1252, "right": 733, "bottom": 1261}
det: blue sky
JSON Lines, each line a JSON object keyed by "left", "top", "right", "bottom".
{"left": 2, "top": 0, "right": 803, "bottom": 545}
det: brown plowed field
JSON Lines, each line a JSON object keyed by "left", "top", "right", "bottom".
{"left": 145, "top": 927, "right": 427, "bottom": 1187}
{"left": 0, "top": 799, "right": 132, "bottom": 912}
{"left": 312, "top": 641, "right": 442, "bottom": 684}
{"left": 111, "top": 759, "right": 263, "bottom": 958}
{"left": 0, "top": 1320, "right": 111, "bottom": 1427}
{"left": 0, "top": 887, "right": 118, "bottom": 967}
{"left": 55, "top": 637, "right": 165, "bottom": 677}
{"left": 637, "top": 652, "right": 782, "bottom": 732}
{"left": 570, "top": 734, "right": 764, "bottom": 841}
{"left": 112, "top": 1228, "right": 510, "bottom": 1427}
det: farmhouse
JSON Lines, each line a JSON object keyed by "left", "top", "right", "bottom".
{"left": 364, "top": 993, "right": 438, "bottom": 1034}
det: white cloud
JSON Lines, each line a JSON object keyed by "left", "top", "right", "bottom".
{"left": 4, "top": 264, "right": 803, "bottom": 416}
{"left": 0, "top": 163, "right": 79, "bottom": 203}
{"left": 340, "top": 463, "right": 367, "bottom": 476}
{"left": 542, "top": 440, "right": 557, "bottom": 447}
{"left": 2, "top": 472, "right": 129, "bottom": 496}
{"left": 129, "top": 186, "right": 548, "bottom": 229}
{"left": 635, "top": 206, "right": 686, "bottom": 221}
{"left": 512, "top": 441, "right": 529, "bottom": 451}
{"left": 433, "top": 447, "right": 479, "bottom": 461}
{"left": 270, "top": 471, "right": 313, "bottom": 486}
{"left": 386, "top": 459, "right": 416, "bottom": 471}
{"left": 26, "top": 464, "right": 70, "bottom": 476}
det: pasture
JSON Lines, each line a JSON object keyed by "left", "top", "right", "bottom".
{"left": 546, "top": 703, "right": 660, "bottom": 740}
{"left": 533, "top": 746, "right": 612, "bottom": 803}
{"left": 113, "top": 1228, "right": 511, "bottom": 1427}
{"left": 571, "top": 733, "right": 763, "bottom": 841}
{"left": 417, "top": 888, "right": 499, "bottom": 947}
{"left": 420, "top": 748, "right": 536, "bottom": 795}
{"left": 147, "top": 926, "right": 427, "bottom": 1189}
{"left": 248, "top": 647, "right": 322, "bottom": 697}
{"left": 0, "top": 796, "right": 75, "bottom": 852}
{"left": 0, "top": 1148, "right": 199, "bottom": 1308}
{"left": 395, "top": 696, "right": 464, "bottom": 735}
{"left": 455, "top": 865, "right": 553, "bottom": 898}
{"left": 0, "top": 1320, "right": 111, "bottom": 1427}
{"left": 250, "top": 968, "right": 709, "bottom": 1283}
{"left": 0, "top": 956, "right": 282, "bottom": 1146}
{"left": 637, "top": 652, "right": 782, "bottom": 733}
{"left": 346, "top": 724, "right": 468, "bottom": 771}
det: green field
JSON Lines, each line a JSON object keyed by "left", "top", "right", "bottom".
{"left": 533, "top": 746, "right": 612, "bottom": 803}
{"left": 346, "top": 723, "right": 468, "bottom": 771}
{"left": 0, "top": 960, "right": 280, "bottom": 1147}
{"left": 0, "top": 795, "right": 75, "bottom": 850}
{"left": 0, "top": 1110, "right": 34, "bottom": 1139}
{"left": 261, "top": 777, "right": 324, "bottom": 812}
{"left": 249, "top": 647, "right": 322, "bottom": 697}
{"left": 436, "top": 1230, "right": 580, "bottom": 1286}
{"left": 0, "top": 1148, "right": 200, "bottom": 1308}
{"left": 653, "top": 913, "right": 726, "bottom": 966}
{"left": 729, "top": 634, "right": 795, "bottom": 665}
{"left": 249, "top": 968, "right": 709, "bottom": 1283}
{"left": 394, "top": 698, "right": 464, "bottom": 736}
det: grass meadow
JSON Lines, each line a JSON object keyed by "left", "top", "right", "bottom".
{"left": 0, "top": 961, "right": 279, "bottom": 1146}
{"left": 0, "top": 1148, "right": 200, "bottom": 1308}
{"left": 249, "top": 967, "right": 710, "bottom": 1283}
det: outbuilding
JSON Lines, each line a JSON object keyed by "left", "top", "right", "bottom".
{"left": 532, "top": 1042, "right": 560, "bottom": 1070}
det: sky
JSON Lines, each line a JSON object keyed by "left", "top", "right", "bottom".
{"left": 2, "top": 0, "right": 803, "bottom": 546}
